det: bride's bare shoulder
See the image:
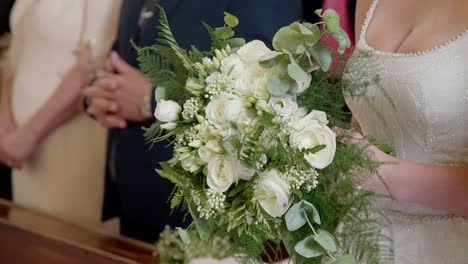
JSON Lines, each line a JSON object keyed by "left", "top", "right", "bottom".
{"left": 355, "top": 0, "right": 375, "bottom": 42}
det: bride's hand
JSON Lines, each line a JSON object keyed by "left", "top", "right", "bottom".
{"left": 0, "top": 127, "right": 38, "bottom": 169}
{"left": 335, "top": 129, "right": 398, "bottom": 194}
{"left": 69, "top": 42, "right": 93, "bottom": 91}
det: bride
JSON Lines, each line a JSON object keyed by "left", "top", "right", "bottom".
{"left": 0, "top": 0, "right": 121, "bottom": 226}
{"left": 343, "top": 0, "right": 468, "bottom": 262}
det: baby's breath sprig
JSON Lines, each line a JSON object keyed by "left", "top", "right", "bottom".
{"left": 176, "top": 126, "right": 200, "bottom": 146}
{"left": 182, "top": 97, "right": 202, "bottom": 120}
{"left": 283, "top": 166, "right": 319, "bottom": 191}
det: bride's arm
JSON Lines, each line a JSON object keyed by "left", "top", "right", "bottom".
{"left": 0, "top": 50, "right": 92, "bottom": 168}
{"left": 362, "top": 145, "right": 468, "bottom": 217}
{"left": 0, "top": 69, "right": 16, "bottom": 136}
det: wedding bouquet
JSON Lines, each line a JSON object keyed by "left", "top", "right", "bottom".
{"left": 138, "top": 9, "right": 381, "bottom": 264}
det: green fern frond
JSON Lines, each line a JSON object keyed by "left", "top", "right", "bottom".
{"left": 157, "top": 9, "right": 196, "bottom": 73}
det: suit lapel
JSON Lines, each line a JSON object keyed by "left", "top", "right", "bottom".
{"left": 163, "top": 0, "right": 181, "bottom": 19}
{"left": 120, "top": 0, "right": 144, "bottom": 57}
{"left": 139, "top": 0, "right": 180, "bottom": 47}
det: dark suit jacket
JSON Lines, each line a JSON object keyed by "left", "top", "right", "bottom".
{"left": 0, "top": 0, "right": 15, "bottom": 35}
{"left": 107, "top": 0, "right": 303, "bottom": 242}
{"left": 0, "top": 0, "right": 15, "bottom": 201}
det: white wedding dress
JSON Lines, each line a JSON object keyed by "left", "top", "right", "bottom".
{"left": 8, "top": 0, "right": 121, "bottom": 227}
{"left": 343, "top": 0, "right": 468, "bottom": 263}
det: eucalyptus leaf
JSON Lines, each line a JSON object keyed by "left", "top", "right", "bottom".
{"left": 287, "top": 63, "right": 308, "bottom": 82}
{"left": 295, "top": 236, "right": 326, "bottom": 258}
{"left": 273, "top": 26, "right": 304, "bottom": 53}
{"left": 315, "top": 9, "right": 323, "bottom": 17}
{"left": 323, "top": 9, "right": 340, "bottom": 34}
{"left": 259, "top": 52, "right": 286, "bottom": 69}
{"left": 314, "top": 229, "right": 338, "bottom": 252}
{"left": 285, "top": 200, "right": 321, "bottom": 231}
{"left": 224, "top": 12, "right": 239, "bottom": 27}
{"left": 302, "top": 200, "right": 321, "bottom": 225}
{"left": 309, "top": 43, "right": 332, "bottom": 72}
{"left": 302, "top": 23, "right": 321, "bottom": 45}
{"left": 223, "top": 38, "right": 246, "bottom": 49}
{"left": 285, "top": 202, "right": 307, "bottom": 231}
{"left": 214, "top": 27, "right": 234, "bottom": 40}
{"left": 297, "top": 23, "right": 314, "bottom": 36}
{"left": 195, "top": 218, "right": 211, "bottom": 241}
{"left": 176, "top": 227, "right": 191, "bottom": 245}
{"left": 332, "top": 28, "right": 351, "bottom": 54}
{"left": 267, "top": 75, "right": 290, "bottom": 96}
{"left": 327, "top": 255, "right": 356, "bottom": 264}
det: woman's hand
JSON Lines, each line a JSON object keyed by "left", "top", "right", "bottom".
{"left": 0, "top": 127, "right": 38, "bottom": 169}
{"left": 68, "top": 43, "right": 93, "bottom": 97}
{"left": 347, "top": 131, "right": 398, "bottom": 195}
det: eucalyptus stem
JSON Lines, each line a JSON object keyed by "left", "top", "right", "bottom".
{"left": 304, "top": 212, "right": 337, "bottom": 261}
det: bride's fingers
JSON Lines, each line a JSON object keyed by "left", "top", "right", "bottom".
{"left": 334, "top": 127, "right": 367, "bottom": 145}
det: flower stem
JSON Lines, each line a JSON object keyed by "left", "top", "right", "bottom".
{"left": 304, "top": 212, "right": 337, "bottom": 261}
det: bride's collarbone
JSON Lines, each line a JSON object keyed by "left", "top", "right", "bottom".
{"left": 365, "top": 0, "right": 468, "bottom": 54}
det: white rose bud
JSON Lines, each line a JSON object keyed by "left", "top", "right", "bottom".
{"left": 160, "top": 122, "right": 177, "bottom": 130}
{"left": 185, "top": 77, "right": 204, "bottom": 95}
{"left": 154, "top": 100, "right": 182, "bottom": 122}
{"left": 206, "top": 156, "right": 237, "bottom": 193}
{"left": 254, "top": 169, "right": 291, "bottom": 218}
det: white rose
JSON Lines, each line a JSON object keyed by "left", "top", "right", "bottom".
{"left": 290, "top": 121, "right": 336, "bottom": 169}
{"left": 308, "top": 110, "right": 329, "bottom": 124}
{"left": 303, "top": 126, "right": 336, "bottom": 169}
{"left": 154, "top": 100, "right": 182, "bottom": 122}
{"left": 206, "top": 156, "right": 237, "bottom": 193}
{"left": 268, "top": 97, "right": 299, "bottom": 117}
{"left": 290, "top": 110, "right": 329, "bottom": 131}
{"left": 235, "top": 160, "right": 256, "bottom": 181}
{"left": 220, "top": 54, "right": 245, "bottom": 78}
{"left": 205, "top": 95, "right": 228, "bottom": 127}
{"left": 296, "top": 74, "right": 312, "bottom": 93}
{"left": 254, "top": 169, "right": 291, "bottom": 218}
{"left": 205, "top": 93, "right": 248, "bottom": 127}
{"left": 237, "top": 40, "right": 272, "bottom": 63}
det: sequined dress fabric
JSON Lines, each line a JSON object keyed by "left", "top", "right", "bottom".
{"left": 342, "top": 0, "right": 468, "bottom": 263}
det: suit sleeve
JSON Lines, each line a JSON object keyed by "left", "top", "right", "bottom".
{"left": 227, "top": 0, "right": 303, "bottom": 45}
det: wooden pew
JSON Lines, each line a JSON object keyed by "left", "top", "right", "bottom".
{"left": 0, "top": 199, "right": 154, "bottom": 263}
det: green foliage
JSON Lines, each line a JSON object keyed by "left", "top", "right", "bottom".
{"left": 224, "top": 12, "right": 239, "bottom": 27}
{"left": 298, "top": 76, "right": 348, "bottom": 125}
{"left": 328, "top": 255, "right": 356, "bottom": 264}
{"left": 286, "top": 201, "right": 321, "bottom": 231}
{"left": 295, "top": 236, "right": 326, "bottom": 258}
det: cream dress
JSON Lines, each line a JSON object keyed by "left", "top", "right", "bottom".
{"left": 343, "top": 0, "right": 468, "bottom": 263}
{"left": 8, "top": 0, "right": 121, "bottom": 227}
